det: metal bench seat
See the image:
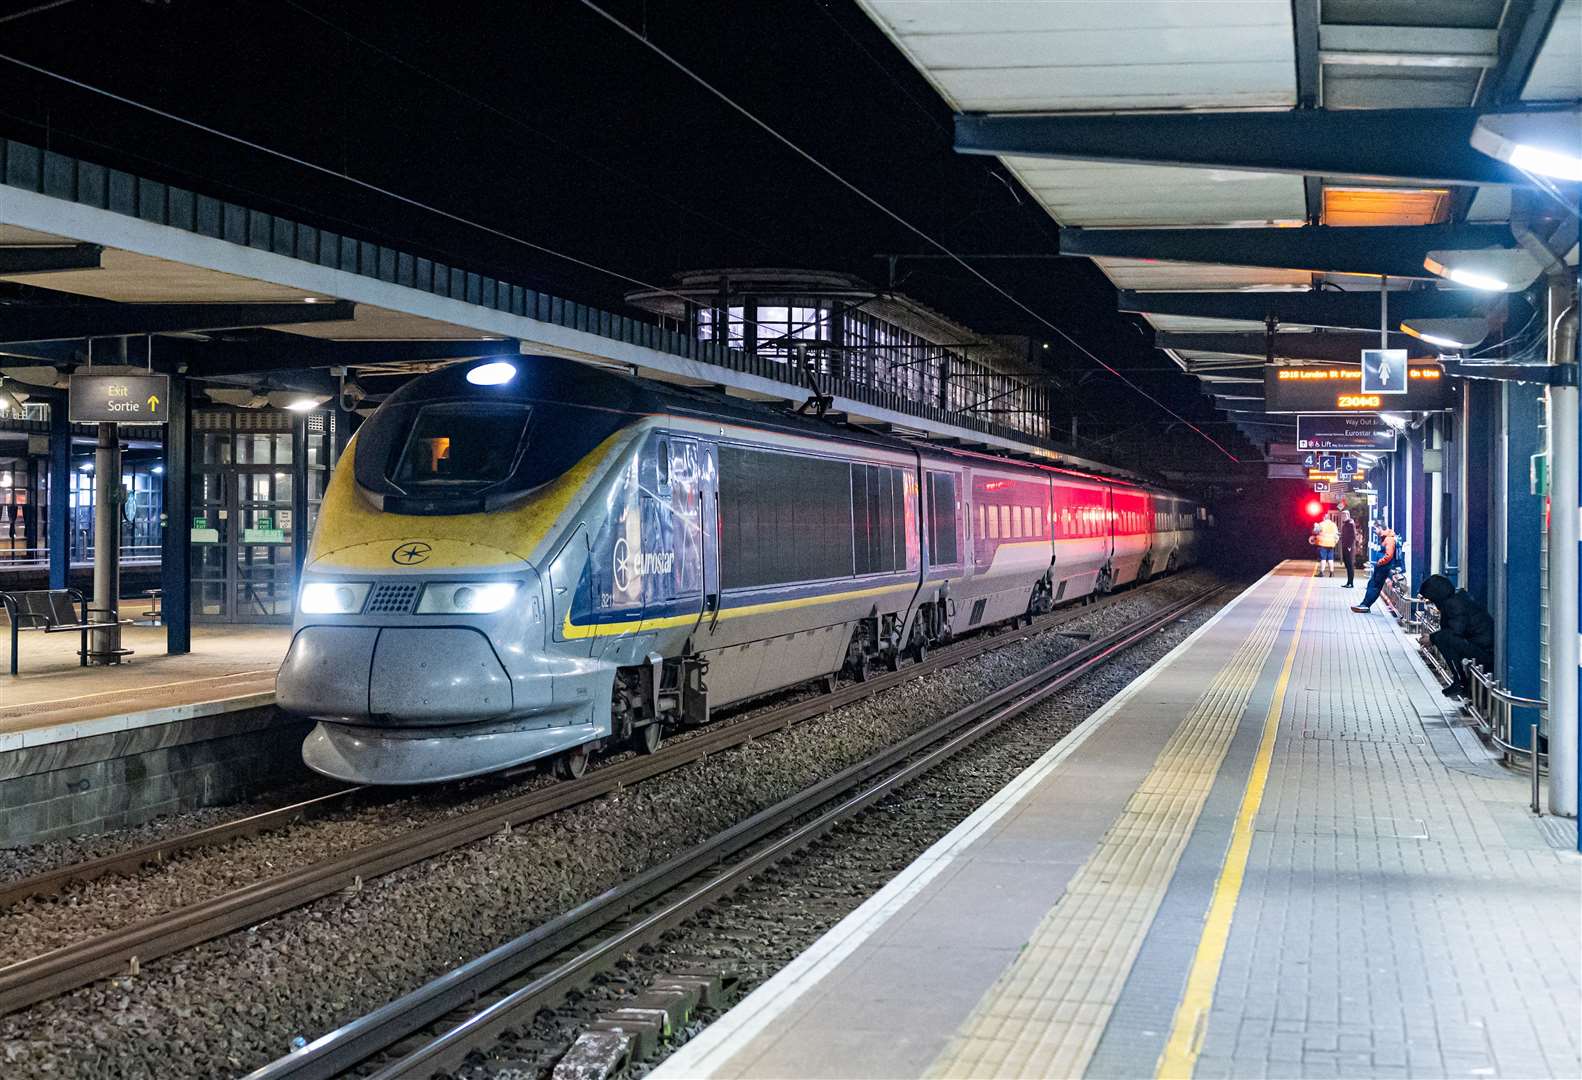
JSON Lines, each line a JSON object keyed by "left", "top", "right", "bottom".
{"left": 1, "top": 588, "right": 132, "bottom": 675}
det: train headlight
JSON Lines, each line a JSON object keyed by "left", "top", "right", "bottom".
{"left": 299, "top": 582, "right": 371, "bottom": 614}
{"left": 417, "top": 581, "right": 519, "bottom": 614}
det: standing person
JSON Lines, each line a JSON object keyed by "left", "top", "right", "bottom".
{"left": 1417, "top": 574, "right": 1496, "bottom": 698}
{"left": 1313, "top": 513, "right": 1339, "bottom": 577}
{"left": 1339, "top": 513, "right": 1358, "bottom": 588}
{"left": 1351, "top": 528, "right": 1399, "bottom": 613}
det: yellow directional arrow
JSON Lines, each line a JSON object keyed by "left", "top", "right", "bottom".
{"left": 147, "top": 394, "right": 160, "bottom": 411}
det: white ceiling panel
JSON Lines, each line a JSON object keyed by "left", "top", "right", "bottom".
{"left": 1004, "top": 159, "right": 1307, "bottom": 227}
{"left": 1142, "top": 315, "right": 1270, "bottom": 334}
{"left": 1093, "top": 258, "right": 1313, "bottom": 292}
{"left": 933, "top": 61, "right": 1294, "bottom": 112}
{"left": 856, "top": 0, "right": 1295, "bottom": 112}
{"left": 1522, "top": 0, "right": 1582, "bottom": 100}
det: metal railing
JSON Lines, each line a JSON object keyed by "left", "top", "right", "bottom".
{"left": 0, "top": 544, "right": 163, "bottom": 569}
{"left": 1465, "top": 660, "right": 1547, "bottom": 813}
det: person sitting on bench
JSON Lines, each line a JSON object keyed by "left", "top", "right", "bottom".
{"left": 1417, "top": 574, "right": 1495, "bottom": 699}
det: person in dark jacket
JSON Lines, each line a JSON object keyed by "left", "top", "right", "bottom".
{"left": 1418, "top": 573, "right": 1496, "bottom": 697}
{"left": 1351, "top": 528, "right": 1399, "bottom": 613}
{"left": 1339, "top": 515, "right": 1359, "bottom": 588}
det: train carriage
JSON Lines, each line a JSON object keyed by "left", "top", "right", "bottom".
{"left": 277, "top": 355, "right": 1207, "bottom": 784}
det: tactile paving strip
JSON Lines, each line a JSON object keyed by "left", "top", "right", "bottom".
{"left": 927, "top": 576, "right": 1307, "bottom": 1080}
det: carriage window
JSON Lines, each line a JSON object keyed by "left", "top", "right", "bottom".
{"left": 719, "top": 445, "right": 852, "bottom": 589}
{"left": 852, "top": 463, "right": 906, "bottom": 575}
{"left": 656, "top": 438, "right": 670, "bottom": 490}
{"left": 927, "top": 472, "right": 959, "bottom": 565}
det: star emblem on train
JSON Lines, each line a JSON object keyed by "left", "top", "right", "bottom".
{"left": 391, "top": 541, "right": 432, "bottom": 565}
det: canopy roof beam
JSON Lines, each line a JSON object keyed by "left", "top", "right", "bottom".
{"left": 953, "top": 107, "right": 1564, "bottom": 187}
{"left": 1157, "top": 330, "right": 1436, "bottom": 363}
{"left": 1119, "top": 288, "right": 1488, "bottom": 331}
{"left": 1062, "top": 224, "right": 1515, "bottom": 279}
{"left": 0, "top": 300, "right": 355, "bottom": 344}
{"left": 0, "top": 245, "right": 103, "bottom": 276}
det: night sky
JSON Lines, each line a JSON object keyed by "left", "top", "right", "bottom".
{"left": 0, "top": 0, "right": 1257, "bottom": 469}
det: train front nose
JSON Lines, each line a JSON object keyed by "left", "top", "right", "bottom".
{"left": 276, "top": 572, "right": 541, "bottom": 724}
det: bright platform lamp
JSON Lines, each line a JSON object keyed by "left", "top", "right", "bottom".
{"left": 1423, "top": 247, "right": 1547, "bottom": 292}
{"left": 1399, "top": 317, "right": 1491, "bottom": 352}
{"left": 1471, "top": 107, "right": 1582, "bottom": 183}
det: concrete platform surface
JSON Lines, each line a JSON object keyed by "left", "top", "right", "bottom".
{"left": 658, "top": 562, "right": 1582, "bottom": 1080}
{"left": 1, "top": 615, "right": 289, "bottom": 748}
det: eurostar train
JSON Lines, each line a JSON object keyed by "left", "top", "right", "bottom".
{"left": 277, "top": 355, "right": 1209, "bottom": 784}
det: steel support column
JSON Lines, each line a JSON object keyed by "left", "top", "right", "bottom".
{"left": 88, "top": 422, "right": 122, "bottom": 662}
{"left": 47, "top": 401, "right": 69, "bottom": 589}
{"left": 1503, "top": 381, "right": 1546, "bottom": 747}
{"left": 162, "top": 374, "right": 190, "bottom": 655}
{"left": 1544, "top": 265, "right": 1579, "bottom": 818}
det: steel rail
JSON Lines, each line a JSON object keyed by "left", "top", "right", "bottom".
{"left": 248, "top": 585, "right": 1222, "bottom": 1080}
{"left": 0, "top": 788, "right": 364, "bottom": 910}
{"left": 0, "top": 577, "right": 1174, "bottom": 1019}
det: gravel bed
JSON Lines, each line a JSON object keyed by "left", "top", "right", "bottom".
{"left": 460, "top": 592, "right": 1225, "bottom": 1080}
{"left": 0, "top": 777, "right": 341, "bottom": 885}
{"left": 0, "top": 570, "right": 1224, "bottom": 1079}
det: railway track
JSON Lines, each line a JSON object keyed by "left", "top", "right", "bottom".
{"left": 0, "top": 576, "right": 1182, "bottom": 1021}
{"left": 243, "top": 584, "right": 1222, "bottom": 1080}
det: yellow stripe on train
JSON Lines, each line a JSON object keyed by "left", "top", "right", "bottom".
{"left": 305, "top": 431, "right": 628, "bottom": 573}
{"left": 561, "top": 581, "right": 918, "bottom": 639}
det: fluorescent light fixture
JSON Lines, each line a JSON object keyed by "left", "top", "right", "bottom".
{"left": 303, "top": 297, "right": 328, "bottom": 304}
{"left": 466, "top": 360, "right": 518, "bottom": 386}
{"left": 266, "top": 391, "right": 331, "bottom": 412}
{"left": 1400, "top": 317, "right": 1489, "bottom": 351}
{"left": 1423, "top": 248, "right": 1545, "bottom": 293}
{"left": 1471, "top": 107, "right": 1582, "bottom": 183}
{"left": 78, "top": 461, "right": 94, "bottom": 472}
{"left": 152, "top": 465, "right": 165, "bottom": 475}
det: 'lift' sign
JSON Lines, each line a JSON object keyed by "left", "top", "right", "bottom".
{"left": 69, "top": 374, "right": 171, "bottom": 423}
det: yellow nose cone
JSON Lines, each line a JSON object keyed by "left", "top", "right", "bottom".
{"left": 309, "top": 536, "right": 527, "bottom": 573}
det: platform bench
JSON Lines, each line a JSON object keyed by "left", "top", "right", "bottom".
{"left": 1, "top": 589, "right": 128, "bottom": 676}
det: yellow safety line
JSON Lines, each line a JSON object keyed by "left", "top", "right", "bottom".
{"left": 1156, "top": 574, "right": 1314, "bottom": 1080}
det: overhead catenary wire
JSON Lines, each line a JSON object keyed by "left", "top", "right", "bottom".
{"left": 0, "top": 47, "right": 1108, "bottom": 445}
{"left": 574, "top": 0, "right": 1240, "bottom": 463}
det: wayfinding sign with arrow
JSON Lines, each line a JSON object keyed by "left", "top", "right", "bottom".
{"left": 69, "top": 373, "right": 170, "bottom": 423}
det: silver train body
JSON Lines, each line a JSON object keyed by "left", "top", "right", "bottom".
{"left": 276, "top": 356, "right": 1208, "bottom": 783}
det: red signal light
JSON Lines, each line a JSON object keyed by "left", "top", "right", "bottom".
{"left": 1305, "top": 499, "right": 1323, "bottom": 518}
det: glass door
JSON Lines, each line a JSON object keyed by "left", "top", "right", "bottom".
{"left": 231, "top": 464, "right": 295, "bottom": 621}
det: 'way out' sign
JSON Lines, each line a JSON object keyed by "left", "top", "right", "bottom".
{"left": 69, "top": 373, "right": 170, "bottom": 423}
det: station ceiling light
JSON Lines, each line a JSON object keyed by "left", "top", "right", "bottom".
{"left": 1399, "top": 316, "right": 1491, "bottom": 351}
{"left": 466, "top": 360, "right": 518, "bottom": 386}
{"left": 1422, "top": 247, "right": 1546, "bottom": 292}
{"left": 272, "top": 392, "right": 331, "bottom": 413}
{"left": 1471, "top": 107, "right": 1582, "bottom": 183}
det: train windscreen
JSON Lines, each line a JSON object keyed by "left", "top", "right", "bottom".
{"left": 393, "top": 402, "right": 533, "bottom": 489}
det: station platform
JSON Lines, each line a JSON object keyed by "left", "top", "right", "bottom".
{"left": 1, "top": 615, "right": 301, "bottom": 847}
{"left": 660, "top": 562, "right": 1582, "bottom": 1080}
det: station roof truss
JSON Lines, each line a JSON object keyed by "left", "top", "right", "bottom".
{"left": 0, "top": 139, "right": 1140, "bottom": 481}
{"left": 855, "top": 0, "right": 1582, "bottom": 459}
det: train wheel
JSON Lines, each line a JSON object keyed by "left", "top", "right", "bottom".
{"left": 852, "top": 652, "right": 876, "bottom": 682}
{"left": 635, "top": 722, "right": 663, "bottom": 755}
{"left": 554, "top": 744, "right": 591, "bottom": 780}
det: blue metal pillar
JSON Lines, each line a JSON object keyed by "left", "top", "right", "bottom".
{"left": 47, "top": 401, "right": 70, "bottom": 589}
{"left": 1407, "top": 428, "right": 1430, "bottom": 592}
{"left": 1464, "top": 380, "right": 1496, "bottom": 604}
{"left": 161, "top": 374, "right": 190, "bottom": 655}
{"left": 1504, "top": 380, "right": 1545, "bottom": 749}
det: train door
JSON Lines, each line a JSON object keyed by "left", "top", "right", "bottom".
{"left": 698, "top": 441, "right": 720, "bottom": 637}
{"left": 639, "top": 435, "right": 706, "bottom": 638}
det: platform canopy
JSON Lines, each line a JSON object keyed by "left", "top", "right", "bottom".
{"left": 855, "top": 0, "right": 1582, "bottom": 459}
